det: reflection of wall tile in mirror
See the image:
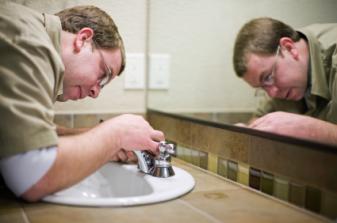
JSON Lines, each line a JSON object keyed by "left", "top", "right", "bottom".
{"left": 289, "top": 182, "right": 306, "bottom": 207}
{"left": 148, "top": 114, "right": 178, "bottom": 142}
{"left": 199, "top": 151, "right": 208, "bottom": 170}
{"left": 207, "top": 153, "right": 218, "bottom": 174}
{"left": 249, "top": 167, "right": 261, "bottom": 190}
{"left": 54, "top": 114, "right": 73, "bottom": 128}
{"left": 209, "top": 129, "right": 250, "bottom": 164}
{"left": 273, "top": 177, "right": 289, "bottom": 201}
{"left": 261, "top": 171, "right": 274, "bottom": 195}
{"left": 191, "top": 124, "right": 211, "bottom": 152}
{"left": 237, "top": 163, "right": 249, "bottom": 186}
{"left": 176, "top": 120, "right": 192, "bottom": 148}
{"left": 227, "top": 160, "right": 238, "bottom": 182}
{"left": 217, "top": 157, "right": 227, "bottom": 178}
{"left": 321, "top": 190, "right": 337, "bottom": 219}
{"left": 305, "top": 186, "right": 321, "bottom": 213}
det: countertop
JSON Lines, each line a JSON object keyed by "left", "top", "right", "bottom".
{"left": 0, "top": 158, "right": 330, "bottom": 223}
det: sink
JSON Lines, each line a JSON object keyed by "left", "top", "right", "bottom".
{"left": 42, "top": 162, "right": 195, "bottom": 207}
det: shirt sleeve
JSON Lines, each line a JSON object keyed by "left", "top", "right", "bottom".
{"left": 0, "top": 146, "right": 57, "bottom": 196}
{"left": 0, "top": 28, "right": 58, "bottom": 157}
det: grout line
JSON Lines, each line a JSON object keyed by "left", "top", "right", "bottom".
{"left": 178, "top": 199, "right": 223, "bottom": 223}
{"left": 20, "top": 208, "right": 30, "bottom": 223}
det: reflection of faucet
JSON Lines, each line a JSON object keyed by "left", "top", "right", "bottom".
{"left": 134, "top": 141, "right": 176, "bottom": 178}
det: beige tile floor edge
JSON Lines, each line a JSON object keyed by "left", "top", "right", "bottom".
{"left": 0, "top": 159, "right": 331, "bottom": 223}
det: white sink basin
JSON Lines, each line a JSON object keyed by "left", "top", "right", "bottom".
{"left": 42, "top": 162, "right": 195, "bottom": 207}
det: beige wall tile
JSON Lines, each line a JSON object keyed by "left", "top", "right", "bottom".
{"left": 54, "top": 114, "right": 73, "bottom": 128}
{"left": 73, "top": 114, "right": 99, "bottom": 128}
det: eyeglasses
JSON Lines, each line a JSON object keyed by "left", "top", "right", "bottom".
{"left": 261, "top": 45, "right": 281, "bottom": 87}
{"left": 92, "top": 39, "right": 113, "bottom": 89}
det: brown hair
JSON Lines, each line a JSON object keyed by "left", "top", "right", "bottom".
{"left": 55, "top": 5, "right": 125, "bottom": 75}
{"left": 233, "top": 17, "right": 300, "bottom": 77}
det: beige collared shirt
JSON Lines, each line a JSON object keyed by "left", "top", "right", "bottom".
{"left": 0, "top": 2, "right": 65, "bottom": 158}
{"left": 255, "top": 23, "right": 337, "bottom": 124}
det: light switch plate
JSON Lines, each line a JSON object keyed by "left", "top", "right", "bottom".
{"left": 149, "top": 54, "right": 170, "bottom": 90}
{"left": 124, "top": 53, "right": 145, "bottom": 89}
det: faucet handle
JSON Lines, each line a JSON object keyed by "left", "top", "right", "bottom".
{"left": 158, "top": 141, "right": 176, "bottom": 160}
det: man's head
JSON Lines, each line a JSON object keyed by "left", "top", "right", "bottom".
{"left": 56, "top": 5, "right": 126, "bottom": 101}
{"left": 233, "top": 17, "right": 309, "bottom": 101}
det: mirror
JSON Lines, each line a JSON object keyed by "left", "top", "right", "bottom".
{"left": 146, "top": 0, "right": 337, "bottom": 140}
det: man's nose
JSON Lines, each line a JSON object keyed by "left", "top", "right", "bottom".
{"left": 264, "top": 85, "right": 280, "bottom": 98}
{"left": 89, "top": 85, "right": 100, "bottom": 98}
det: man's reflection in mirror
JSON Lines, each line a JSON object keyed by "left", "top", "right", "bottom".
{"left": 233, "top": 17, "right": 337, "bottom": 145}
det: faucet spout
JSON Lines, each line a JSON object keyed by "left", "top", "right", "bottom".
{"left": 134, "top": 150, "right": 154, "bottom": 174}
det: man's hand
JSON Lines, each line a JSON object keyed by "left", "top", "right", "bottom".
{"left": 103, "top": 114, "right": 164, "bottom": 155}
{"left": 248, "top": 111, "right": 337, "bottom": 144}
{"left": 110, "top": 149, "right": 137, "bottom": 163}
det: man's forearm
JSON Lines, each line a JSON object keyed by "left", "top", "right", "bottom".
{"left": 307, "top": 119, "right": 337, "bottom": 145}
{"left": 22, "top": 114, "right": 164, "bottom": 201}
{"left": 22, "top": 125, "right": 116, "bottom": 201}
{"left": 249, "top": 112, "right": 337, "bottom": 145}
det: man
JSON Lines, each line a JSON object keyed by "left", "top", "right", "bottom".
{"left": 233, "top": 17, "right": 337, "bottom": 145}
{"left": 0, "top": 2, "right": 164, "bottom": 201}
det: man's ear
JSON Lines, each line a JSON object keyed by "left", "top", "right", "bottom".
{"left": 73, "top": 28, "right": 94, "bottom": 53}
{"left": 279, "top": 37, "right": 299, "bottom": 59}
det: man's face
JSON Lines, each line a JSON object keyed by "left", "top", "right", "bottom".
{"left": 242, "top": 46, "right": 308, "bottom": 101}
{"left": 61, "top": 42, "right": 122, "bottom": 101}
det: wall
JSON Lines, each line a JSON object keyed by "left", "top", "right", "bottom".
{"left": 147, "top": 0, "right": 337, "bottom": 113}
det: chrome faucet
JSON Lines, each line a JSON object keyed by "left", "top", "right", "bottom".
{"left": 134, "top": 141, "right": 176, "bottom": 178}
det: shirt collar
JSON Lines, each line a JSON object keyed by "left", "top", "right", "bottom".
{"left": 297, "top": 28, "right": 330, "bottom": 100}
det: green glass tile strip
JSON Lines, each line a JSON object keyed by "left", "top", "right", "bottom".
{"left": 321, "top": 190, "right": 337, "bottom": 219}
{"left": 227, "top": 160, "right": 238, "bottom": 182}
{"left": 183, "top": 147, "right": 192, "bottom": 163}
{"left": 273, "top": 177, "right": 289, "bottom": 201}
{"left": 261, "top": 171, "right": 274, "bottom": 195}
{"left": 191, "top": 149, "right": 200, "bottom": 167}
{"left": 289, "top": 182, "right": 306, "bottom": 207}
{"left": 249, "top": 167, "right": 261, "bottom": 190}
{"left": 217, "top": 157, "right": 227, "bottom": 178}
{"left": 176, "top": 145, "right": 185, "bottom": 160}
{"left": 305, "top": 186, "right": 321, "bottom": 213}
{"left": 199, "top": 151, "right": 208, "bottom": 170}
{"left": 237, "top": 163, "right": 249, "bottom": 186}
{"left": 208, "top": 153, "right": 218, "bottom": 174}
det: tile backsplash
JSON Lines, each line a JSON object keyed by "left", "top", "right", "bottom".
{"left": 147, "top": 110, "right": 337, "bottom": 220}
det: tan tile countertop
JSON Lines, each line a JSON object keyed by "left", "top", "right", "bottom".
{"left": 0, "top": 159, "right": 330, "bottom": 223}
